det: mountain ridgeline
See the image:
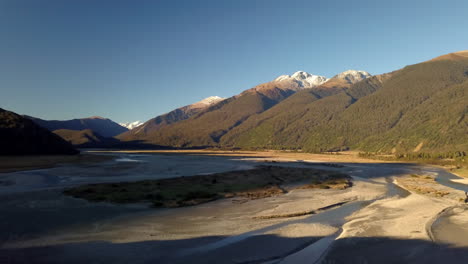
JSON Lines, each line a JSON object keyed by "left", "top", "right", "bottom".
{"left": 118, "top": 96, "right": 225, "bottom": 139}
{"left": 22, "top": 115, "right": 129, "bottom": 148}
{"left": 27, "top": 116, "right": 128, "bottom": 138}
{"left": 119, "top": 69, "right": 372, "bottom": 148}
{"left": 120, "top": 51, "right": 468, "bottom": 154}
{"left": 53, "top": 129, "right": 119, "bottom": 148}
{"left": 4, "top": 51, "right": 465, "bottom": 155}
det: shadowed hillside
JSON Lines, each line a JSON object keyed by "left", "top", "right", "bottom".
{"left": 27, "top": 116, "right": 128, "bottom": 137}
{"left": 0, "top": 108, "right": 78, "bottom": 155}
{"left": 53, "top": 129, "right": 119, "bottom": 148}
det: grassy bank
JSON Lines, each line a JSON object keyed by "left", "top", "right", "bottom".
{"left": 450, "top": 167, "right": 468, "bottom": 178}
{"left": 64, "top": 166, "right": 352, "bottom": 208}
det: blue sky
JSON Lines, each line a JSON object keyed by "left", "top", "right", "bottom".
{"left": 1, "top": 0, "right": 467, "bottom": 123}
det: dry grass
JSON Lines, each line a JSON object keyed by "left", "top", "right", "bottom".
{"left": 450, "top": 167, "right": 468, "bottom": 178}
{"left": 398, "top": 174, "right": 450, "bottom": 197}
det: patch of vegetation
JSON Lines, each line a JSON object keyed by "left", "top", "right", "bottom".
{"left": 450, "top": 167, "right": 468, "bottom": 178}
{"left": 407, "top": 174, "right": 434, "bottom": 181}
{"left": 299, "top": 172, "right": 353, "bottom": 190}
{"left": 63, "top": 166, "right": 352, "bottom": 208}
{"left": 399, "top": 174, "right": 450, "bottom": 198}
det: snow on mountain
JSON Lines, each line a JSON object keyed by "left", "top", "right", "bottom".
{"left": 274, "top": 71, "right": 328, "bottom": 89}
{"left": 119, "top": 96, "right": 226, "bottom": 135}
{"left": 189, "top": 96, "right": 225, "bottom": 109}
{"left": 332, "top": 70, "right": 371, "bottom": 84}
{"left": 119, "top": 121, "right": 144, "bottom": 130}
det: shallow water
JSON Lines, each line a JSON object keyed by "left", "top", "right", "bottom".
{"left": 422, "top": 166, "right": 468, "bottom": 192}
{"left": 0, "top": 153, "right": 258, "bottom": 194}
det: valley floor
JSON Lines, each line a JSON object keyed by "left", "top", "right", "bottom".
{"left": 0, "top": 151, "right": 468, "bottom": 263}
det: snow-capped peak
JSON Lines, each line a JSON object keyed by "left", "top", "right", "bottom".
{"left": 119, "top": 121, "right": 144, "bottom": 130}
{"left": 197, "top": 96, "right": 225, "bottom": 106}
{"left": 333, "top": 70, "right": 371, "bottom": 84}
{"left": 188, "top": 96, "right": 225, "bottom": 110}
{"left": 274, "top": 71, "right": 328, "bottom": 88}
{"left": 291, "top": 71, "right": 313, "bottom": 79}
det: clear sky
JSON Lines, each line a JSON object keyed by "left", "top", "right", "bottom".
{"left": 1, "top": 0, "right": 467, "bottom": 123}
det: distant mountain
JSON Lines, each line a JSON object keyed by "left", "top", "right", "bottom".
{"left": 332, "top": 70, "right": 372, "bottom": 84}
{"left": 119, "top": 121, "right": 144, "bottom": 130}
{"left": 272, "top": 71, "right": 328, "bottom": 90}
{"left": 54, "top": 129, "right": 119, "bottom": 148}
{"left": 244, "top": 71, "right": 329, "bottom": 100}
{"left": 118, "top": 71, "right": 363, "bottom": 147}
{"left": 118, "top": 96, "right": 225, "bottom": 138}
{"left": 27, "top": 116, "right": 128, "bottom": 137}
{"left": 16, "top": 50, "right": 463, "bottom": 155}
{"left": 318, "top": 70, "right": 371, "bottom": 89}
{"left": 192, "top": 96, "right": 226, "bottom": 106}
{"left": 0, "top": 108, "right": 78, "bottom": 155}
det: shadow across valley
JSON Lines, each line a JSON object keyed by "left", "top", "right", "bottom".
{"left": 323, "top": 236, "right": 468, "bottom": 264}
{"left": 1, "top": 235, "right": 468, "bottom": 264}
{"left": 0, "top": 234, "right": 322, "bottom": 264}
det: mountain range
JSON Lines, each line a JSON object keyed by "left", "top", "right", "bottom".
{"left": 20, "top": 96, "right": 228, "bottom": 149}
{"left": 118, "top": 51, "right": 467, "bottom": 154}
{"left": 27, "top": 116, "right": 128, "bottom": 137}
{"left": 53, "top": 129, "right": 119, "bottom": 148}
{"left": 117, "top": 69, "right": 372, "bottom": 148}
{"left": 117, "top": 96, "right": 225, "bottom": 140}
{"left": 1, "top": 50, "right": 466, "bottom": 155}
